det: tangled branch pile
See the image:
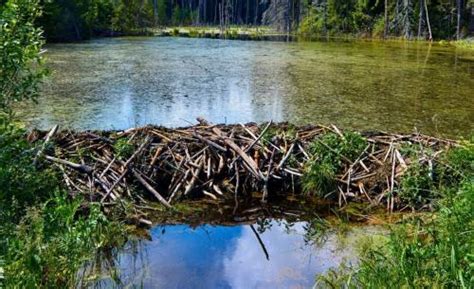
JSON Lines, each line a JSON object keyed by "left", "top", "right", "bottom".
{"left": 32, "top": 120, "right": 457, "bottom": 212}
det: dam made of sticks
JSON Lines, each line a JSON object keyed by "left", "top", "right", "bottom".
{"left": 32, "top": 120, "right": 458, "bottom": 216}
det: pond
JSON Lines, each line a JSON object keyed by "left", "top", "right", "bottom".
{"left": 20, "top": 37, "right": 473, "bottom": 137}
{"left": 79, "top": 219, "right": 382, "bottom": 289}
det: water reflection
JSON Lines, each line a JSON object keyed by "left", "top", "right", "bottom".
{"left": 82, "top": 220, "right": 380, "bottom": 289}
{"left": 19, "top": 37, "right": 474, "bottom": 137}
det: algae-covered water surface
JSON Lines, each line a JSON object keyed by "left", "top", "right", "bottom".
{"left": 21, "top": 37, "right": 473, "bottom": 137}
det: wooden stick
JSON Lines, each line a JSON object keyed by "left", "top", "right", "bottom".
{"left": 132, "top": 169, "right": 171, "bottom": 208}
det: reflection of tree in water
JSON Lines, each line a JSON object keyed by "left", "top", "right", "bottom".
{"left": 77, "top": 238, "right": 148, "bottom": 288}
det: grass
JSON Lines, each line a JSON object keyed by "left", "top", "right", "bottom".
{"left": 315, "top": 142, "right": 474, "bottom": 288}
{"left": 3, "top": 194, "right": 126, "bottom": 288}
{"left": 451, "top": 38, "right": 474, "bottom": 50}
{"left": 113, "top": 137, "right": 135, "bottom": 159}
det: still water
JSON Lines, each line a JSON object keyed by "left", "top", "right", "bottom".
{"left": 21, "top": 37, "right": 473, "bottom": 137}
{"left": 80, "top": 220, "right": 380, "bottom": 289}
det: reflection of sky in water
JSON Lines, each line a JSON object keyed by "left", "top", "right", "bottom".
{"left": 87, "top": 221, "right": 364, "bottom": 289}
{"left": 18, "top": 37, "right": 474, "bottom": 137}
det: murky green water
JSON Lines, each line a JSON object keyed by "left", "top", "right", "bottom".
{"left": 79, "top": 220, "right": 382, "bottom": 289}
{"left": 20, "top": 37, "right": 473, "bottom": 136}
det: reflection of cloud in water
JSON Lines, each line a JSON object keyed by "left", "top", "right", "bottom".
{"left": 121, "top": 225, "right": 240, "bottom": 289}
{"left": 222, "top": 222, "right": 351, "bottom": 289}
{"left": 87, "top": 221, "right": 362, "bottom": 289}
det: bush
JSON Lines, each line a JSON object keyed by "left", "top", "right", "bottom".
{"left": 303, "top": 131, "right": 367, "bottom": 197}
{"left": 299, "top": 8, "right": 325, "bottom": 36}
{"left": 398, "top": 140, "right": 474, "bottom": 208}
{"left": 0, "top": 124, "right": 59, "bottom": 216}
{"left": 0, "top": 0, "right": 47, "bottom": 116}
{"left": 372, "top": 17, "right": 385, "bottom": 38}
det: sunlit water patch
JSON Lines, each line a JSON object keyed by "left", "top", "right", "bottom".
{"left": 19, "top": 37, "right": 474, "bottom": 137}
{"left": 79, "top": 220, "right": 382, "bottom": 289}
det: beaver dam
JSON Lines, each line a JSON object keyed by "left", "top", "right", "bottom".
{"left": 32, "top": 120, "right": 458, "bottom": 222}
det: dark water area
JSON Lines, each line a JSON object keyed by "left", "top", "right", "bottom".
{"left": 80, "top": 220, "right": 381, "bottom": 289}
{"left": 19, "top": 37, "right": 473, "bottom": 137}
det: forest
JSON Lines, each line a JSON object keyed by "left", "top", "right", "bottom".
{"left": 35, "top": 0, "right": 474, "bottom": 41}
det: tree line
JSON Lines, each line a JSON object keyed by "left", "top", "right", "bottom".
{"left": 5, "top": 0, "right": 473, "bottom": 41}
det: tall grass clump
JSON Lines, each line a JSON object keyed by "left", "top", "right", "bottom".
{"left": 3, "top": 194, "right": 126, "bottom": 288}
{"left": 302, "top": 131, "right": 367, "bottom": 197}
{"left": 315, "top": 142, "right": 474, "bottom": 288}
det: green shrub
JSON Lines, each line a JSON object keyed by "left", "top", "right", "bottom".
{"left": 399, "top": 140, "right": 474, "bottom": 208}
{"left": 303, "top": 131, "right": 367, "bottom": 197}
{"left": 113, "top": 137, "right": 134, "bottom": 159}
{"left": 299, "top": 8, "right": 325, "bottom": 36}
{"left": 0, "top": 124, "right": 59, "bottom": 216}
{"left": 399, "top": 161, "right": 438, "bottom": 207}
{"left": 372, "top": 17, "right": 385, "bottom": 38}
{"left": 0, "top": 0, "right": 47, "bottom": 116}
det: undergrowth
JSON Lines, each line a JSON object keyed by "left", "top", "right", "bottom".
{"left": 0, "top": 124, "right": 126, "bottom": 288}
{"left": 3, "top": 195, "right": 126, "bottom": 288}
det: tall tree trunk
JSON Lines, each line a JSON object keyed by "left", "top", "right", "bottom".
{"left": 456, "top": 0, "right": 462, "bottom": 39}
{"left": 255, "top": 0, "right": 259, "bottom": 25}
{"left": 417, "top": 0, "right": 424, "bottom": 38}
{"left": 384, "top": 0, "right": 389, "bottom": 38}
{"left": 424, "top": 0, "right": 432, "bottom": 40}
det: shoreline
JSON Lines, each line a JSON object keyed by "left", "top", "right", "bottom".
{"left": 47, "top": 26, "right": 474, "bottom": 49}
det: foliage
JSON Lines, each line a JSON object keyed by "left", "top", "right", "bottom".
{"left": 34, "top": 0, "right": 473, "bottom": 41}
{"left": 315, "top": 143, "right": 474, "bottom": 288}
{"left": 302, "top": 132, "right": 367, "bottom": 196}
{"left": 453, "top": 38, "right": 474, "bottom": 49}
{"left": 398, "top": 141, "right": 474, "bottom": 208}
{"left": 3, "top": 194, "right": 125, "bottom": 288}
{"left": 298, "top": 0, "right": 472, "bottom": 39}
{"left": 299, "top": 7, "right": 325, "bottom": 36}
{"left": 398, "top": 161, "right": 439, "bottom": 207}
{"left": 0, "top": 127, "right": 126, "bottom": 288}
{"left": 113, "top": 137, "right": 134, "bottom": 159}
{"left": 0, "top": 124, "right": 59, "bottom": 217}
{"left": 0, "top": 0, "right": 47, "bottom": 116}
